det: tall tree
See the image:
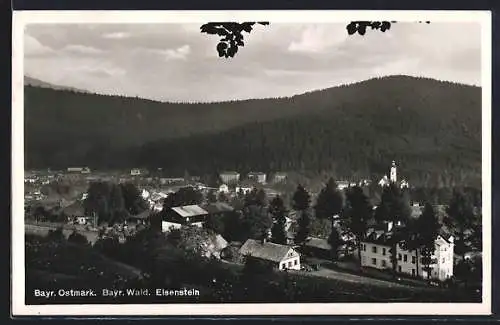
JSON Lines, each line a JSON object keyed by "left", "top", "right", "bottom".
{"left": 343, "top": 185, "right": 372, "bottom": 265}
{"left": 295, "top": 210, "right": 311, "bottom": 244}
{"left": 417, "top": 203, "right": 440, "bottom": 279}
{"left": 244, "top": 187, "right": 267, "bottom": 207}
{"left": 291, "top": 184, "right": 311, "bottom": 211}
{"left": 328, "top": 226, "right": 343, "bottom": 261}
{"left": 269, "top": 196, "right": 288, "bottom": 244}
{"left": 241, "top": 205, "right": 273, "bottom": 240}
{"left": 374, "top": 183, "right": 411, "bottom": 225}
{"left": 84, "top": 181, "right": 112, "bottom": 224}
{"left": 109, "top": 184, "right": 126, "bottom": 224}
{"left": 446, "top": 189, "right": 474, "bottom": 260}
{"left": 292, "top": 185, "right": 312, "bottom": 244}
{"left": 315, "top": 178, "right": 343, "bottom": 221}
{"left": 120, "top": 182, "right": 148, "bottom": 215}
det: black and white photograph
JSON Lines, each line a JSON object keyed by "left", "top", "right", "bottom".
{"left": 11, "top": 10, "right": 492, "bottom": 316}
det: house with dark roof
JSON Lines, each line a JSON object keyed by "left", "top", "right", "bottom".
{"left": 302, "top": 237, "right": 333, "bottom": 259}
{"left": 239, "top": 239, "right": 301, "bottom": 271}
{"left": 162, "top": 204, "right": 209, "bottom": 232}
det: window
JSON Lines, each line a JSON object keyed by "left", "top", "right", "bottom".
{"left": 294, "top": 259, "right": 298, "bottom": 266}
{"left": 363, "top": 244, "right": 366, "bottom": 251}
{"left": 411, "top": 256, "right": 416, "bottom": 264}
{"left": 382, "top": 260, "right": 387, "bottom": 268}
{"left": 398, "top": 254, "right": 402, "bottom": 261}
{"left": 372, "top": 246, "right": 377, "bottom": 253}
{"left": 371, "top": 258, "right": 377, "bottom": 265}
{"left": 281, "top": 263, "right": 285, "bottom": 269}
{"left": 412, "top": 269, "right": 416, "bottom": 276}
{"left": 382, "top": 248, "right": 386, "bottom": 256}
{"left": 442, "top": 258, "right": 445, "bottom": 263}
{"left": 288, "top": 261, "right": 292, "bottom": 268}
{"left": 403, "top": 254, "right": 408, "bottom": 262}
{"left": 398, "top": 266, "right": 402, "bottom": 272}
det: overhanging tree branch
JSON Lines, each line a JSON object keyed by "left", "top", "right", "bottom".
{"left": 201, "top": 21, "right": 431, "bottom": 58}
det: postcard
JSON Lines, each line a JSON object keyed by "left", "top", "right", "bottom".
{"left": 11, "top": 9, "right": 492, "bottom": 316}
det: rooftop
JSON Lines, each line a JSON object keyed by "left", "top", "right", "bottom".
{"left": 171, "top": 205, "right": 208, "bottom": 218}
{"left": 304, "top": 237, "right": 332, "bottom": 251}
{"left": 220, "top": 171, "right": 240, "bottom": 175}
{"left": 239, "top": 239, "right": 297, "bottom": 263}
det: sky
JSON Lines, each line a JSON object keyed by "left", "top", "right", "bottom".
{"left": 24, "top": 22, "right": 482, "bottom": 102}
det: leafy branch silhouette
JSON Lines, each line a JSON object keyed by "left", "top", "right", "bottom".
{"left": 201, "top": 21, "right": 431, "bottom": 58}
{"left": 200, "top": 22, "right": 270, "bottom": 58}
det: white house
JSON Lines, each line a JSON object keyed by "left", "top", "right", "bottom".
{"left": 130, "top": 168, "right": 142, "bottom": 176}
{"left": 359, "top": 222, "right": 454, "bottom": 281}
{"left": 400, "top": 179, "right": 410, "bottom": 189}
{"left": 337, "top": 181, "right": 350, "bottom": 191}
{"left": 219, "top": 184, "right": 229, "bottom": 193}
{"left": 235, "top": 186, "right": 253, "bottom": 195}
{"left": 272, "top": 172, "right": 287, "bottom": 183}
{"left": 67, "top": 167, "right": 91, "bottom": 174}
{"left": 219, "top": 171, "right": 240, "bottom": 184}
{"left": 247, "top": 172, "right": 267, "bottom": 184}
{"left": 152, "top": 202, "right": 163, "bottom": 212}
{"left": 141, "top": 188, "right": 150, "bottom": 200}
{"left": 239, "top": 239, "right": 301, "bottom": 271}
{"left": 378, "top": 175, "right": 390, "bottom": 187}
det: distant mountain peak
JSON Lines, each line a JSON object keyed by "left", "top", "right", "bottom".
{"left": 24, "top": 76, "right": 88, "bottom": 93}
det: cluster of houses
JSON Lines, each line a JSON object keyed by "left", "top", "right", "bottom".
{"left": 26, "top": 161, "right": 458, "bottom": 283}
{"left": 156, "top": 204, "right": 454, "bottom": 282}
{"left": 218, "top": 171, "right": 287, "bottom": 185}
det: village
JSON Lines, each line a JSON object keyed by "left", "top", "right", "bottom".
{"left": 24, "top": 160, "right": 483, "bottom": 301}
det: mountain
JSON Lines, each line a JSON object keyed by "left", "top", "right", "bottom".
{"left": 24, "top": 76, "right": 88, "bottom": 93}
{"left": 24, "top": 75, "right": 481, "bottom": 186}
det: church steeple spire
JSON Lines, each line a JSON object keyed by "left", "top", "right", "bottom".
{"left": 390, "top": 160, "right": 397, "bottom": 183}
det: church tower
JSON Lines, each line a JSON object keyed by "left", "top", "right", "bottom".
{"left": 390, "top": 160, "right": 397, "bottom": 183}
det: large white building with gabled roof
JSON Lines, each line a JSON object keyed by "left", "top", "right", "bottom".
{"left": 359, "top": 222, "right": 454, "bottom": 281}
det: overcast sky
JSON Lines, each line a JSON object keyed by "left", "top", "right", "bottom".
{"left": 24, "top": 22, "right": 481, "bottom": 102}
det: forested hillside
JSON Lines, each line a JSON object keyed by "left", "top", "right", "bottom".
{"left": 24, "top": 75, "right": 481, "bottom": 186}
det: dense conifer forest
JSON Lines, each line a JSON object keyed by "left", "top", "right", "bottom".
{"left": 24, "top": 75, "right": 481, "bottom": 187}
